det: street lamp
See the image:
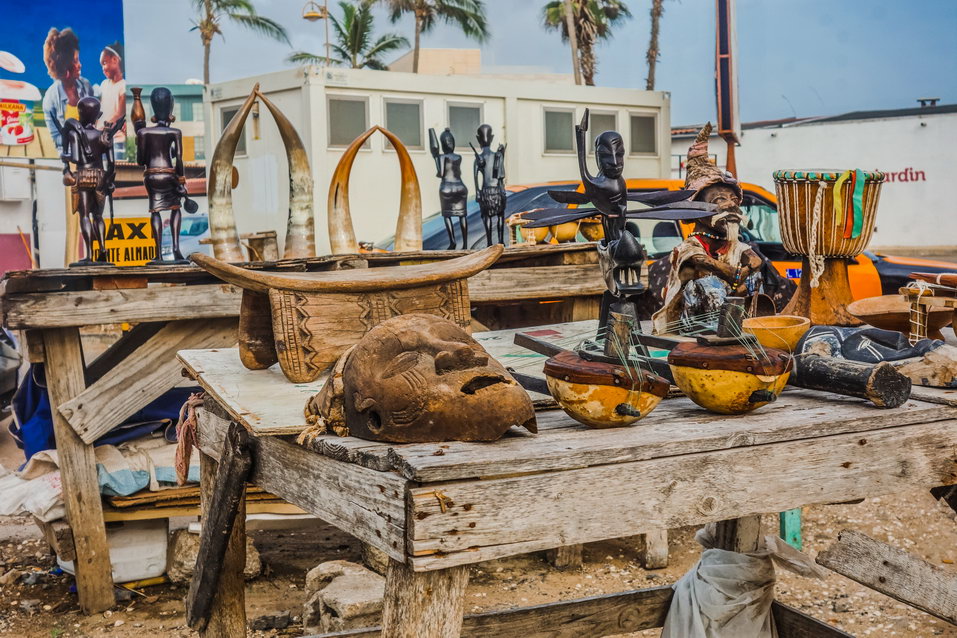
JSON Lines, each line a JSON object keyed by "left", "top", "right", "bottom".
{"left": 301, "top": 1, "right": 332, "bottom": 67}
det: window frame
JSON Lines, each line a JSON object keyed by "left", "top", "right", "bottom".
{"left": 220, "top": 105, "right": 247, "bottom": 157}
{"left": 586, "top": 110, "right": 618, "bottom": 155}
{"left": 542, "top": 106, "right": 576, "bottom": 155}
{"left": 383, "top": 97, "right": 425, "bottom": 151}
{"left": 446, "top": 101, "right": 484, "bottom": 150}
{"left": 628, "top": 111, "right": 658, "bottom": 156}
{"left": 327, "top": 94, "right": 370, "bottom": 149}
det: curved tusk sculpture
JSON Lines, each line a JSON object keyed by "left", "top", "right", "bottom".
{"left": 255, "top": 89, "right": 315, "bottom": 259}
{"left": 206, "top": 84, "right": 255, "bottom": 262}
{"left": 327, "top": 125, "right": 422, "bottom": 255}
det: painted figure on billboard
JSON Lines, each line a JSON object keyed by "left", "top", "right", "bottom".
{"left": 97, "top": 41, "right": 126, "bottom": 158}
{"left": 42, "top": 28, "right": 99, "bottom": 151}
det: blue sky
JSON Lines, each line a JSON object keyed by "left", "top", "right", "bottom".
{"left": 121, "top": 0, "right": 956, "bottom": 125}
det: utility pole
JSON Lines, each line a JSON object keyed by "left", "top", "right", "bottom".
{"left": 563, "top": 0, "right": 582, "bottom": 85}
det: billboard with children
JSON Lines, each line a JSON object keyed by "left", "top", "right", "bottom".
{"left": 0, "top": 4, "right": 125, "bottom": 158}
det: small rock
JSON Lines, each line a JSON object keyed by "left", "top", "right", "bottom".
{"left": 250, "top": 610, "right": 290, "bottom": 630}
{"left": 114, "top": 620, "right": 125, "bottom": 628}
{"left": 303, "top": 561, "right": 385, "bottom": 634}
{"left": 0, "top": 570, "right": 21, "bottom": 586}
{"left": 166, "top": 528, "right": 261, "bottom": 583}
{"left": 19, "top": 599, "right": 41, "bottom": 614}
{"left": 832, "top": 600, "right": 852, "bottom": 613}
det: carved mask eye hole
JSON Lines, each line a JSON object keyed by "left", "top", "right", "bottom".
{"left": 366, "top": 410, "right": 383, "bottom": 434}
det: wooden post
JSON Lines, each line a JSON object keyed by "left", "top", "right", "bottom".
{"left": 641, "top": 530, "right": 669, "bottom": 569}
{"left": 381, "top": 559, "right": 469, "bottom": 638}
{"left": 188, "top": 422, "right": 252, "bottom": 632}
{"left": 196, "top": 451, "right": 248, "bottom": 638}
{"left": 42, "top": 327, "right": 115, "bottom": 613}
{"left": 713, "top": 515, "right": 762, "bottom": 553}
{"left": 546, "top": 545, "right": 583, "bottom": 570}
{"left": 779, "top": 509, "right": 802, "bottom": 550}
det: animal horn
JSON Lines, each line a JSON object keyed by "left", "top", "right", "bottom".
{"left": 327, "top": 125, "right": 422, "bottom": 254}
{"left": 254, "top": 89, "right": 315, "bottom": 259}
{"left": 328, "top": 127, "right": 376, "bottom": 254}
{"left": 376, "top": 126, "right": 422, "bottom": 252}
{"left": 206, "top": 84, "right": 255, "bottom": 262}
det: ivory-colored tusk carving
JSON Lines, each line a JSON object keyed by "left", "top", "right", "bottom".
{"left": 327, "top": 125, "right": 422, "bottom": 255}
{"left": 206, "top": 84, "right": 256, "bottom": 262}
{"left": 255, "top": 90, "right": 315, "bottom": 259}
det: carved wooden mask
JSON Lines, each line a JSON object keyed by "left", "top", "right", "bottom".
{"left": 333, "top": 314, "right": 536, "bottom": 443}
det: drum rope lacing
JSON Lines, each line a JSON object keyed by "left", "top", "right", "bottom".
{"left": 903, "top": 280, "right": 933, "bottom": 345}
{"left": 807, "top": 181, "right": 828, "bottom": 288}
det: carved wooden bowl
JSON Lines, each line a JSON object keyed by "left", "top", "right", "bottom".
{"left": 847, "top": 294, "right": 952, "bottom": 340}
{"left": 742, "top": 315, "right": 811, "bottom": 352}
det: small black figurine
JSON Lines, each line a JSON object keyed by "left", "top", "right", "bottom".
{"left": 133, "top": 87, "right": 197, "bottom": 265}
{"left": 429, "top": 127, "right": 468, "bottom": 250}
{"left": 470, "top": 124, "right": 507, "bottom": 246}
{"left": 60, "top": 96, "right": 123, "bottom": 267}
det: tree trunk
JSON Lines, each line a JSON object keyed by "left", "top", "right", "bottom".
{"left": 203, "top": 42, "right": 211, "bottom": 85}
{"left": 203, "top": 0, "right": 213, "bottom": 85}
{"left": 579, "top": 39, "right": 596, "bottom": 86}
{"left": 646, "top": 0, "right": 664, "bottom": 90}
{"left": 413, "top": 16, "right": 422, "bottom": 73}
{"left": 563, "top": 0, "right": 582, "bottom": 85}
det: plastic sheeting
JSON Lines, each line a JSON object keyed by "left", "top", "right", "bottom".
{"left": 661, "top": 524, "right": 827, "bottom": 638}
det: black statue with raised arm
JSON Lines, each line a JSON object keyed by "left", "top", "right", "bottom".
{"left": 61, "top": 96, "right": 122, "bottom": 267}
{"left": 470, "top": 124, "right": 507, "bottom": 246}
{"left": 133, "top": 87, "right": 195, "bottom": 265}
{"left": 429, "top": 127, "right": 468, "bottom": 250}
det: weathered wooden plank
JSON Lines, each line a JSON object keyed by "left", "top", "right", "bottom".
{"left": 389, "top": 391, "right": 957, "bottom": 482}
{"left": 408, "top": 419, "right": 957, "bottom": 570}
{"left": 196, "top": 452, "right": 248, "bottom": 637}
{"left": 714, "top": 515, "right": 762, "bottom": 553}
{"left": 911, "top": 386, "right": 957, "bottom": 407}
{"left": 33, "top": 516, "right": 76, "bottom": 562}
{"left": 188, "top": 422, "right": 252, "bottom": 631}
{"left": 312, "top": 585, "right": 674, "bottom": 638}
{"left": 42, "top": 328, "right": 115, "bottom": 613}
{"left": 381, "top": 559, "right": 468, "bottom": 638}
{"left": 816, "top": 529, "right": 957, "bottom": 624}
{"left": 84, "top": 321, "right": 165, "bottom": 384}
{"left": 4, "top": 283, "right": 243, "bottom": 329}
{"left": 771, "top": 601, "right": 855, "bottom": 638}
{"left": 62, "top": 318, "right": 237, "bottom": 444}
{"left": 179, "top": 347, "right": 329, "bottom": 436}
{"left": 468, "top": 264, "right": 604, "bottom": 302}
{"left": 196, "top": 406, "right": 408, "bottom": 561}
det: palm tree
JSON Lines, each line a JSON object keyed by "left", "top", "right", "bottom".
{"left": 645, "top": 0, "right": 664, "bottom": 90}
{"left": 380, "top": 0, "right": 489, "bottom": 73}
{"left": 288, "top": 1, "right": 409, "bottom": 70}
{"left": 191, "top": 0, "right": 290, "bottom": 84}
{"left": 542, "top": 0, "right": 632, "bottom": 86}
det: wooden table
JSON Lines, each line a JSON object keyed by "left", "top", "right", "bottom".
{"left": 180, "top": 338, "right": 957, "bottom": 637}
{"left": 0, "top": 244, "right": 603, "bottom": 614}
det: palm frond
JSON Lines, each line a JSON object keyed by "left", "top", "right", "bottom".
{"left": 226, "top": 12, "right": 291, "bottom": 45}
{"left": 286, "top": 50, "right": 330, "bottom": 65}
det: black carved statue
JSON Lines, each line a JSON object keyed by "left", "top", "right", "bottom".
{"left": 470, "top": 124, "right": 507, "bottom": 246}
{"left": 133, "top": 87, "right": 197, "bottom": 265}
{"left": 429, "top": 127, "right": 468, "bottom": 250}
{"left": 61, "top": 96, "right": 122, "bottom": 267}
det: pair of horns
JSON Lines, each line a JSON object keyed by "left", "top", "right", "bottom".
{"left": 207, "top": 83, "right": 315, "bottom": 261}
{"left": 327, "top": 125, "right": 422, "bottom": 254}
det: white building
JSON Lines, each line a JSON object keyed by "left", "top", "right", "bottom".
{"left": 206, "top": 66, "right": 672, "bottom": 254}
{"left": 671, "top": 103, "right": 957, "bottom": 253}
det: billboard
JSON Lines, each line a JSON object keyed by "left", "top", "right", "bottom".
{"left": 0, "top": 4, "right": 125, "bottom": 158}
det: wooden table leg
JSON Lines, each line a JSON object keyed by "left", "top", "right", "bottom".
{"left": 42, "top": 327, "right": 114, "bottom": 614}
{"left": 641, "top": 530, "right": 670, "bottom": 569}
{"left": 197, "top": 451, "right": 248, "bottom": 638}
{"left": 546, "top": 544, "right": 583, "bottom": 569}
{"left": 713, "top": 515, "right": 762, "bottom": 553}
{"left": 381, "top": 559, "right": 469, "bottom": 638}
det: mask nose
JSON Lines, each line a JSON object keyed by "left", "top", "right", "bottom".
{"left": 435, "top": 344, "right": 488, "bottom": 374}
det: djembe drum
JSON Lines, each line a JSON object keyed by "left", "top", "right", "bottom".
{"left": 774, "top": 169, "right": 885, "bottom": 325}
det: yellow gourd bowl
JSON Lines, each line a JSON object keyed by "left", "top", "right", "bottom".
{"left": 579, "top": 218, "right": 605, "bottom": 241}
{"left": 742, "top": 315, "right": 811, "bottom": 351}
{"left": 670, "top": 365, "right": 791, "bottom": 415}
{"left": 549, "top": 221, "right": 580, "bottom": 243}
{"left": 545, "top": 376, "right": 665, "bottom": 428}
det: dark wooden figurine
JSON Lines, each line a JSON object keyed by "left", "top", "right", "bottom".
{"left": 470, "top": 124, "right": 507, "bottom": 246}
{"left": 60, "top": 96, "right": 123, "bottom": 267}
{"left": 132, "top": 87, "right": 197, "bottom": 265}
{"left": 429, "top": 127, "right": 468, "bottom": 250}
